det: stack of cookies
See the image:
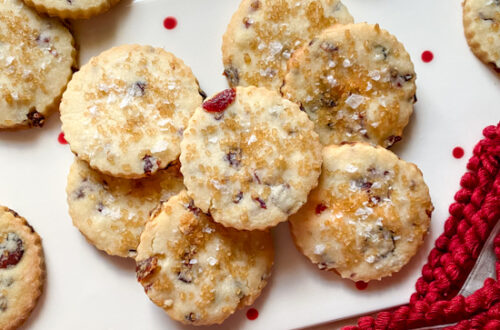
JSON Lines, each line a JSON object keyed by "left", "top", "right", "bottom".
{"left": 56, "top": 0, "right": 436, "bottom": 327}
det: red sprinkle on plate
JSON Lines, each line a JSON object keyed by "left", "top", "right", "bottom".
{"left": 453, "top": 147, "right": 464, "bottom": 159}
{"left": 163, "top": 16, "right": 177, "bottom": 30}
{"left": 355, "top": 281, "right": 368, "bottom": 290}
{"left": 58, "top": 132, "right": 68, "bottom": 144}
{"left": 202, "top": 88, "right": 236, "bottom": 113}
{"left": 421, "top": 50, "right": 434, "bottom": 63}
{"left": 246, "top": 308, "right": 259, "bottom": 320}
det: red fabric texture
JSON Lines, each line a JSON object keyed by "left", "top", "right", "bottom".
{"left": 344, "top": 123, "right": 500, "bottom": 330}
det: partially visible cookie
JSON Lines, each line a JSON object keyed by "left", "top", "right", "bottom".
{"left": 136, "top": 190, "right": 274, "bottom": 326}
{"left": 222, "top": 0, "right": 353, "bottom": 92}
{"left": 289, "top": 143, "right": 433, "bottom": 282}
{"left": 463, "top": 0, "right": 500, "bottom": 69}
{"left": 0, "top": 207, "right": 44, "bottom": 330}
{"left": 66, "top": 158, "right": 185, "bottom": 258}
{"left": 60, "top": 44, "right": 203, "bottom": 179}
{"left": 22, "top": 0, "right": 120, "bottom": 19}
{"left": 282, "top": 23, "right": 416, "bottom": 147}
{"left": 180, "top": 86, "right": 322, "bottom": 230}
{"left": 0, "top": 0, "right": 75, "bottom": 129}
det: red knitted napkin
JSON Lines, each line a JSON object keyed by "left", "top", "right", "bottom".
{"left": 344, "top": 122, "right": 500, "bottom": 330}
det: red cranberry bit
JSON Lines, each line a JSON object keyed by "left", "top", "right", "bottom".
{"left": 453, "top": 147, "right": 464, "bottom": 159}
{"left": 0, "top": 233, "right": 24, "bottom": 269}
{"left": 421, "top": 50, "right": 434, "bottom": 63}
{"left": 253, "top": 197, "right": 267, "bottom": 209}
{"left": 202, "top": 88, "right": 236, "bottom": 113}
{"left": 58, "top": 132, "right": 68, "bottom": 144}
{"left": 246, "top": 308, "right": 259, "bottom": 320}
{"left": 136, "top": 256, "right": 158, "bottom": 282}
{"left": 315, "top": 203, "right": 327, "bottom": 215}
{"left": 355, "top": 281, "right": 368, "bottom": 290}
{"left": 163, "top": 16, "right": 177, "bottom": 30}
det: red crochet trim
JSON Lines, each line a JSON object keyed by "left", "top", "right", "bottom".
{"left": 344, "top": 123, "right": 500, "bottom": 330}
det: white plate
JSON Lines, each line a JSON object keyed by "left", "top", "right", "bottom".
{"left": 1, "top": 0, "right": 498, "bottom": 329}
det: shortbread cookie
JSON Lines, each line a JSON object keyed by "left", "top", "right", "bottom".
{"left": 463, "top": 0, "right": 500, "bottom": 69}
{"left": 0, "top": 0, "right": 75, "bottom": 129}
{"left": 282, "top": 23, "right": 416, "bottom": 147}
{"left": 180, "top": 86, "right": 322, "bottom": 230}
{"left": 67, "top": 158, "right": 184, "bottom": 258}
{"left": 0, "top": 207, "right": 44, "bottom": 330}
{"left": 222, "top": 0, "right": 353, "bottom": 92}
{"left": 136, "top": 191, "right": 273, "bottom": 326}
{"left": 289, "top": 143, "right": 433, "bottom": 282}
{"left": 60, "top": 44, "right": 203, "bottom": 179}
{"left": 23, "top": 0, "right": 120, "bottom": 19}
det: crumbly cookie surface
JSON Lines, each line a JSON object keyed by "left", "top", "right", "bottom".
{"left": 60, "top": 44, "right": 203, "bottom": 179}
{"left": 282, "top": 23, "right": 416, "bottom": 147}
{"left": 23, "top": 0, "right": 121, "bottom": 19}
{"left": 0, "top": 0, "right": 75, "bottom": 129}
{"left": 463, "top": 0, "right": 500, "bottom": 69}
{"left": 222, "top": 0, "right": 353, "bottom": 92}
{"left": 0, "top": 207, "right": 44, "bottom": 330}
{"left": 180, "top": 86, "right": 322, "bottom": 230}
{"left": 136, "top": 191, "right": 274, "bottom": 326}
{"left": 289, "top": 143, "right": 433, "bottom": 282}
{"left": 67, "top": 158, "right": 185, "bottom": 258}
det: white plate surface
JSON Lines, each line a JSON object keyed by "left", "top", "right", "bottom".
{"left": 1, "top": 0, "right": 498, "bottom": 329}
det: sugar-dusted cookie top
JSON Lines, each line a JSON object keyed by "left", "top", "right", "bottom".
{"left": 60, "top": 44, "right": 203, "bottom": 178}
{"left": 67, "top": 158, "right": 185, "bottom": 258}
{"left": 136, "top": 191, "right": 274, "bottom": 326}
{"left": 180, "top": 86, "right": 322, "bottom": 230}
{"left": 0, "top": 207, "right": 44, "bottom": 330}
{"left": 289, "top": 143, "right": 433, "bottom": 282}
{"left": 23, "top": 0, "right": 121, "bottom": 19}
{"left": 222, "top": 0, "right": 353, "bottom": 91}
{"left": 0, "top": 0, "right": 75, "bottom": 129}
{"left": 463, "top": 0, "right": 500, "bottom": 69}
{"left": 283, "top": 23, "right": 416, "bottom": 147}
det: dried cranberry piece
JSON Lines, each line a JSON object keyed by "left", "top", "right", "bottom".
{"left": 136, "top": 256, "right": 158, "bottom": 282}
{"left": 320, "top": 41, "right": 338, "bottom": 52}
{"left": 361, "top": 181, "right": 372, "bottom": 190}
{"left": 202, "top": 88, "right": 236, "bottom": 113}
{"left": 253, "top": 197, "right": 267, "bottom": 209}
{"left": 233, "top": 191, "right": 243, "bottom": 203}
{"left": 224, "top": 148, "right": 242, "bottom": 168}
{"left": 0, "top": 233, "right": 24, "bottom": 269}
{"left": 142, "top": 155, "right": 159, "bottom": 174}
{"left": 27, "top": 109, "right": 45, "bottom": 127}
{"left": 386, "top": 135, "right": 402, "bottom": 146}
{"left": 186, "top": 200, "right": 201, "bottom": 216}
{"left": 315, "top": 203, "right": 327, "bottom": 215}
{"left": 253, "top": 171, "right": 262, "bottom": 184}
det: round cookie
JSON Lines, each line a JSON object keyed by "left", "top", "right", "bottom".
{"left": 222, "top": 0, "right": 353, "bottom": 92}
{"left": 66, "top": 158, "right": 185, "bottom": 258}
{"left": 0, "top": 0, "right": 75, "bottom": 129}
{"left": 282, "top": 23, "right": 416, "bottom": 147}
{"left": 463, "top": 0, "right": 500, "bottom": 69}
{"left": 23, "top": 0, "right": 120, "bottom": 19}
{"left": 0, "top": 207, "right": 44, "bottom": 330}
{"left": 180, "top": 86, "right": 322, "bottom": 230}
{"left": 135, "top": 190, "right": 274, "bottom": 326}
{"left": 60, "top": 44, "right": 203, "bottom": 179}
{"left": 289, "top": 143, "right": 433, "bottom": 282}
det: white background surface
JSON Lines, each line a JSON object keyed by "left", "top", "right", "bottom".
{"left": 0, "top": 0, "right": 498, "bottom": 329}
